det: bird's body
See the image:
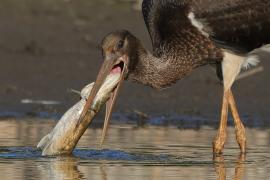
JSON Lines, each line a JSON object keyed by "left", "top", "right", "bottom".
{"left": 80, "top": 0, "right": 270, "bottom": 154}
{"left": 195, "top": 0, "right": 270, "bottom": 53}
{"left": 128, "top": 0, "right": 270, "bottom": 89}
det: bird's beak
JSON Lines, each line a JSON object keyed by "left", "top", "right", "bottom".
{"left": 77, "top": 53, "right": 128, "bottom": 148}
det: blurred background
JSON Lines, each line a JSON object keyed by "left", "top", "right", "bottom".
{"left": 0, "top": 0, "right": 269, "bottom": 124}
{"left": 0, "top": 1, "right": 269, "bottom": 179}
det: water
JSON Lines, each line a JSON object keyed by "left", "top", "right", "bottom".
{"left": 0, "top": 119, "right": 269, "bottom": 179}
{"left": 0, "top": 0, "right": 269, "bottom": 179}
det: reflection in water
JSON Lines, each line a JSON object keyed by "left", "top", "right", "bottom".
{"left": 0, "top": 119, "right": 269, "bottom": 179}
{"left": 38, "top": 155, "right": 111, "bottom": 180}
{"left": 234, "top": 154, "right": 245, "bottom": 180}
{"left": 100, "top": 165, "right": 108, "bottom": 180}
{"left": 38, "top": 157, "right": 85, "bottom": 180}
{"left": 214, "top": 154, "right": 245, "bottom": 180}
{"left": 39, "top": 154, "right": 247, "bottom": 180}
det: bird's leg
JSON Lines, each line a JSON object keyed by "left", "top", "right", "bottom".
{"left": 228, "top": 90, "right": 246, "bottom": 153}
{"left": 213, "top": 90, "right": 229, "bottom": 154}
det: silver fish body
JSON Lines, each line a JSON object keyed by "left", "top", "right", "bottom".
{"left": 37, "top": 73, "right": 121, "bottom": 156}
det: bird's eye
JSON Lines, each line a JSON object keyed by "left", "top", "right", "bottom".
{"left": 116, "top": 40, "right": 124, "bottom": 50}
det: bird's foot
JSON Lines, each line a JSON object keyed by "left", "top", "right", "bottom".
{"left": 235, "top": 124, "right": 247, "bottom": 154}
{"left": 213, "top": 132, "right": 227, "bottom": 155}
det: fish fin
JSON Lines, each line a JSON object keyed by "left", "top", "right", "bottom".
{"left": 37, "top": 133, "right": 51, "bottom": 150}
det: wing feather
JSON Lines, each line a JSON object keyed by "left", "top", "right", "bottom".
{"left": 142, "top": 0, "right": 193, "bottom": 55}
{"left": 142, "top": 0, "right": 270, "bottom": 55}
{"left": 195, "top": 0, "right": 270, "bottom": 53}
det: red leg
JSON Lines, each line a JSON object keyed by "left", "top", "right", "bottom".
{"left": 228, "top": 90, "right": 246, "bottom": 153}
{"left": 213, "top": 90, "right": 229, "bottom": 154}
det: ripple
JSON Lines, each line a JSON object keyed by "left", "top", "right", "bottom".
{"left": 0, "top": 147, "right": 41, "bottom": 159}
{"left": 0, "top": 147, "right": 214, "bottom": 166}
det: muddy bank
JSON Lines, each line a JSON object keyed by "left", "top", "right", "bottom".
{"left": 0, "top": 0, "right": 269, "bottom": 123}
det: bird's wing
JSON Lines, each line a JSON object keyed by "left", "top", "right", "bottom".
{"left": 142, "top": 0, "right": 192, "bottom": 56}
{"left": 142, "top": 0, "right": 270, "bottom": 55}
{"left": 194, "top": 0, "right": 270, "bottom": 54}
{"left": 142, "top": 0, "right": 222, "bottom": 62}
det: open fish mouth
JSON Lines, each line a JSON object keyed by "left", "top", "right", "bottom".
{"left": 37, "top": 71, "right": 122, "bottom": 156}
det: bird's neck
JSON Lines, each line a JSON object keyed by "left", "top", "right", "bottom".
{"left": 127, "top": 36, "right": 223, "bottom": 89}
{"left": 128, "top": 45, "right": 183, "bottom": 89}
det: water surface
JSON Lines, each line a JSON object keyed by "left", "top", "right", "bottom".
{"left": 0, "top": 0, "right": 269, "bottom": 179}
{"left": 0, "top": 118, "right": 269, "bottom": 180}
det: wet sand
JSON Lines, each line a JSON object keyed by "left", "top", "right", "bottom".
{"left": 0, "top": 0, "right": 269, "bottom": 123}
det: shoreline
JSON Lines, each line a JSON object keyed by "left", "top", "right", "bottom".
{"left": 0, "top": 0, "right": 269, "bottom": 124}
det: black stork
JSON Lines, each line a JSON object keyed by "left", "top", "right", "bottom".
{"left": 79, "top": 0, "right": 270, "bottom": 154}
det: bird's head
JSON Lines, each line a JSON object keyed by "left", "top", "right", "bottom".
{"left": 80, "top": 30, "right": 140, "bottom": 146}
{"left": 101, "top": 29, "right": 139, "bottom": 78}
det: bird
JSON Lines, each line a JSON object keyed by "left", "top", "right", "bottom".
{"left": 79, "top": 0, "right": 270, "bottom": 154}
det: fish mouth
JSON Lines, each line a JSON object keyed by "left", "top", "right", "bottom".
{"left": 77, "top": 55, "right": 128, "bottom": 147}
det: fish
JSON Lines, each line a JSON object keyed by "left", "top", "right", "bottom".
{"left": 37, "top": 72, "right": 121, "bottom": 156}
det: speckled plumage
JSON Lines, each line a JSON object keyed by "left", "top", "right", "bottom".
{"left": 194, "top": 0, "right": 270, "bottom": 53}
{"left": 128, "top": 0, "right": 224, "bottom": 89}
{"left": 126, "top": 0, "right": 270, "bottom": 89}
{"left": 95, "top": 0, "right": 270, "bottom": 154}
